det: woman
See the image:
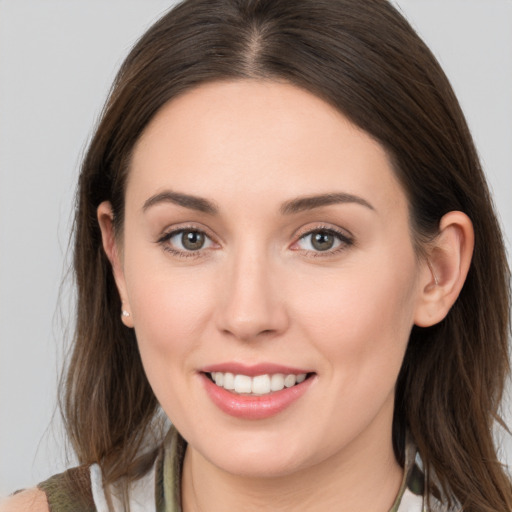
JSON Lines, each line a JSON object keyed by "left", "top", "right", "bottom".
{"left": 4, "top": 0, "right": 511, "bottom": 510}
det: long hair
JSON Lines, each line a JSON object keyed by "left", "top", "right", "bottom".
{"left": 65, "top": 1, "right": 512, "bottom": 510}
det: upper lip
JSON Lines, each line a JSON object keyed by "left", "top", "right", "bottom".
{"left": 201, "top": 362, "right": 313, "bottom": 376}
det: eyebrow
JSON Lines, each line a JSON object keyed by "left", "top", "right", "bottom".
{"left": 280, "top": 193, "right": 375, "bottom": 215}
{"left": 142, "top": 190, "right": 374, "bottom": 215}
{"left": 142, "top": 191, "right": 218, "bottom": 214}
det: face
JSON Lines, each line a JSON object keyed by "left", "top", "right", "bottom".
{"left": 105, "top": 80, "right": 430, "bottom": 478}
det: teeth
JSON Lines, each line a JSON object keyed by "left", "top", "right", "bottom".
{"left": 284, "top": 374, "right": 296, "bottom": 387}
{"left": 214, "top": 372, "right": 224, "bottom": 387}
{"left": 234, "top": 374, "right": 252, "bottom": 393}
{"left": 251, "top": 374, "right": 271, "bottom": 394}
{"left": 209, "top": 371, "right": 308, "bottom": 395}
{"left": 223, "top": 372, "right": 235, "bottom": 390}
{"left": 270, "top": 373, "right": 285, "bottom": 391}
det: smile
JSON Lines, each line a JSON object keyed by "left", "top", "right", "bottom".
{"left": 200, "top": 366, "right": 316, "bottom": 420}
{"left": 207, "top": 372, "right": 308, "bottom": 395}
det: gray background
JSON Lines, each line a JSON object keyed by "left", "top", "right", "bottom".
{"left": 1, "top": 0, "right": 511, "bottom": 495}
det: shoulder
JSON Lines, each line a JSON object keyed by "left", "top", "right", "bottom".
{"left": 0, "top": 488, "right": 49, "bottom": 512}
{"left": 37, "top": 465, "right": 95, "bottom": 511}
{"left": 1, "top": 466, "right": 96, "bottom": 512}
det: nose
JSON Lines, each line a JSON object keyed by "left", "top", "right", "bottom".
{"left": 215, "top": 247, "right": 289, "bottom": 342}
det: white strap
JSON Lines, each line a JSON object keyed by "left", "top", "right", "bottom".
{"left": 90, "top": 461, "right": 157, "bottom": 511}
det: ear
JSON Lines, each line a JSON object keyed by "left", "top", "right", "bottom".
{"left": 97, "top": 201, "right": 134, "bottom": 328}
{"left": 414, "top": 211, "right": 474, "bottom": 327}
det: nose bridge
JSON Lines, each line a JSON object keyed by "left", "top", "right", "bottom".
{"left": 216, "top": 240, "right": 287, "bottom": 341}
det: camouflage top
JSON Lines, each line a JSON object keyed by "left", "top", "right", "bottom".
{"left": 37, "top": 427, "right": 445, "bottom": 511}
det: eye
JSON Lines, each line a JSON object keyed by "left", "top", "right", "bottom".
{"left": 175, "top": 230, "right": 207, "bottom": 250}
{"left": 293, "top": 228, "right": 352, "bottom": 254}
{"left": 158, "top": 228, "right": 216, "bottom": 254}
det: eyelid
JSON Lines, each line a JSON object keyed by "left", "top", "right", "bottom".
{"left": 293, "top": 223, "right": 353, "bottom": 240}
{"left": 157, "top": 222, "right": 219, "bottom": 242}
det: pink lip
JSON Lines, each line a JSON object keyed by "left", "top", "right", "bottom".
{"left": 200, "top": 370, "right": 315, "bottom": 420}
{"left": 201, "top": 362, "right": 312, "bottom": 376}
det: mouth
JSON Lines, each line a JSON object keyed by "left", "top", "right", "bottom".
{"left": 200, "top": 366, "right": 316, "bottom": 419}
{"left": 204, "top": 371, "right": 313, "bottom": 396}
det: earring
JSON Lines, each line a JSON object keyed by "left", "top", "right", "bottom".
{"left": 122, "top": 310, "right": 130, "bottom": 318}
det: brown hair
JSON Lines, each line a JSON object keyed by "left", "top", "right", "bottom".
{"left": 64, "top": 0, "right": 511, "bottom": 510}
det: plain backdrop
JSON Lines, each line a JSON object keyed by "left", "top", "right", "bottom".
{"left": 1, "top": 0, "right": 511, "bottom": 495}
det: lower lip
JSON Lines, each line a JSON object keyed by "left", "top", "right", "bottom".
{"left": 201, "top": 373, "right": 315, "bottom": 420}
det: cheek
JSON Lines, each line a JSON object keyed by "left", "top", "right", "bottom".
{"left": 123, "top": 247, "right": 216, "bottom": 364}
{"left": 292, "top": 252, "right": 419, "bottom": 381}
{"left": 123, "top": 263, "right": 219, "bottom": 425}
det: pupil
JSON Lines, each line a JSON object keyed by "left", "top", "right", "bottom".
{"left": 312, "top": 231, "right": 334, "bottom": 251}
{"left": 182, "top": 230, "right": 205, "bottom": 250}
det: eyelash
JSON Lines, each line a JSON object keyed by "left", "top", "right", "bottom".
{"left": 156, "top": 225, "right": 354, "bottom": 259}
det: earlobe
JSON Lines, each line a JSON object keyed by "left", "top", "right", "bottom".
{"left": 97, "top": 201, "right": 134, "bottom": 328}
{"left": 414, "top": 211, "right": 474, "bottom": 327}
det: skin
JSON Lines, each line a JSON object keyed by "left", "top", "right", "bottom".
{"left": 3, "top": 79, "right": 472, "bottom": 512}
{"left": 0, "top": 489, "right": 48, "bottom": 512}
{"left": 97, "top": 80, "right": 473, "bottom": 512}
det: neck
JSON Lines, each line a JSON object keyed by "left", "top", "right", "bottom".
{"left": 181, "top": 420, "right": 403, "bottom": 512}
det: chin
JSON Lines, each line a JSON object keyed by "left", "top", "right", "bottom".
{"left": 210, "top": 449, "right": 309, "bottom": 478}
{"left": 187, "top": 425, "right": 322, "bottom": 478}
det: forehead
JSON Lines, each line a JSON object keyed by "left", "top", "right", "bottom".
{"left": 128, "top": 80, "right": 407, "bottom": 217}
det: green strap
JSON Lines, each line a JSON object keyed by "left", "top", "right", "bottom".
{"left": 37, "top": 466, "right": 96, "bottom": 512}
{"left": 162, "top": 427, "right": 187, "bottom": 512}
